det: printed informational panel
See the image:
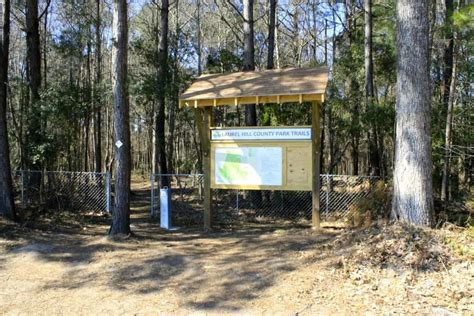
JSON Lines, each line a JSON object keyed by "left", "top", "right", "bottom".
{"left": 214, "top": 147, "right": 283, "bottom": 186}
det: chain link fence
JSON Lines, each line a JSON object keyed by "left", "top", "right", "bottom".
{"left": 14, "top": 170, "right": 112, "bottom": 213}
{"left": 151, "top": 174, "right": 381, "bottom": 227}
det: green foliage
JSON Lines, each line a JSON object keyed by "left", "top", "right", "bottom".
{"left": 3, "top": 0, "right": 471, "bottom": 196}
{"left": 33, "top": 82, "right": 93, "bottom": 169}
{"left": 206, "top": 49, "right": 242, "bottom": 74}
{"left": 257, "top": 103, "right": 311, "bottom": 127}
{"left": 453, "top": 4, "right": 474, "bottom": 31}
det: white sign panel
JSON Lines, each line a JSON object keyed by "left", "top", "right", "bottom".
{"left": 215, "top": 147, "right": 282, "bottom": 186}
{"left": 211, "top": 128, "right": 311, "bottom": 141}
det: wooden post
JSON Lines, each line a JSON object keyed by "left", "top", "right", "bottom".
{"left": 312, "top": 101, "right": 321, "bottom": 229}
{"left": 195, "top": 106, "right": 213, "bottom": 229}
{"left": 203, "top": 107, "right": 213, "bottom": 229}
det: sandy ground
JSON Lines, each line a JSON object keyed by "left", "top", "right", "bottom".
{"left": 0, "top": 182, "right": 472, "bottom": 315}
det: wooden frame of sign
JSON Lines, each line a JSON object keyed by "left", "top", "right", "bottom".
{"left": 210, "top": 140, "right": 312, "bottom": 191}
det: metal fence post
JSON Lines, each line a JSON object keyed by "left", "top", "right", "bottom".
{"left": 105, "top": 172, "right": 112, "bottom": 213}
{"left": 150, "top": 174, "right": 155, "bottom": 218}
{"left": 326, "top": 174, "right": 330, "bottom": 213}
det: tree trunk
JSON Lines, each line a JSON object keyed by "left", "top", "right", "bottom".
{"left": 42, "top": 4, "right": 48, "bottom": 89}
{"left": 345, "top": 0, "right": 359, "bottom": 176}
{"left": 243, "top": 0, "right": 260, "bottom": 205}
{"left": 196, "top": 0, "right": 202, "bottom": 75}
{"left": 441, "top": 0, "right": 454, "bottom": 103}
{"left": 441, "top": 40, "right": 457, "bottom": 206}
{"left": 275, "top": 14, "right": 280, "bottom": 69}
{"left": 311, "top": 0, "right": 317, "bottom": 63}
{"left": 324, "top": 18, "right": 328, "bottom": 64}
{"left": 292, "top": 4, "right": 300, "bottom": 66}
{"left": 364, "top": 0, "right": 380, "bottom": 176}
{"left": 326, "top": 4, "right": 336, "bottom": 174}
{"left": 0, "top": 0, "right": 16, "bottom": 220}
{"left": 155, "top": 0, "right": 169, "bottom": 187}
{"left": 267, "top": 0, "right": 276, "bottom": 70}
{"left": 392, "top": 0, "right": 433, "bottom": 226}
{"left": 326, "top": 104, "right": 334, "bottom": 174}
{"left": 84, "top": 37, "right": 92, "bottom": 172}
{"left": 94, "top": 0, "right": 102, "bottom": 172}
{"left": 26, "top": 0, "right": 41, "bottom": 103}
{"left": 350, "top": 134, "right": 359, "bottom": 175}
{"left": 364, "top": 0, "right": 374, "bottom": 123}
{"left": 109, "top": 0, "right": 131, "bottom": 236}
{"left": 243, "top": 0, "right": 257, "bottom": 126}
{"left": 167, "top": 0, "right": 179, "bottom": 174}
{"left": 25, "top": 0, "right": 42, "bottom": 170}
{"left": 434, "top": 0, "right": 446, "bottom": 92}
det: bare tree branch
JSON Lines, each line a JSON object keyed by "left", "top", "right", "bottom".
{"left": 39, "top": 0, "right": 52, "bottom": 21}
{"left": 225, "top": 0, "right": 244, "bottom": 20}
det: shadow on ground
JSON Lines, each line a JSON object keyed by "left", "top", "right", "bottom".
{"left": 0, "top": 181, "right": 346, "bottom": 312}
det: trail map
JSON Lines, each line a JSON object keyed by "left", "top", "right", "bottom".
{"left": 214, "top": 147, "right": 282, "bottom": 186}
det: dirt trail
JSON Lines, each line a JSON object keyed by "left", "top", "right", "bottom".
{"left": 0, "top": 181, "right": 472, "bottom": 315}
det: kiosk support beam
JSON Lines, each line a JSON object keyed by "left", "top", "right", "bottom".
{"left": 312, "top": 101, "right": 321, "bottom": 229}
{"left": 195, "top": 106, "right": 213, "bottom": 229}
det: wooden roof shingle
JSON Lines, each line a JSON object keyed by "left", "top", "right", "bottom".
{"left": 179, "top": 66, "right": 328, "bottom": 107}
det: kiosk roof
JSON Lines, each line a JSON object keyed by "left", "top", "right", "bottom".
{"left": 179, "top": 66, "right": 328, "bottom": 107}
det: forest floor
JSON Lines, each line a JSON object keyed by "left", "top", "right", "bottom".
{"left": 0, "top": 180, "right": 473, "bottom": 315}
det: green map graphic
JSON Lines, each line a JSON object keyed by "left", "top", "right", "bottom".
{"left": 218, "top": 152, "right": 250, "bottom": 183}
{"left": 215, "top": 147, "right": 282, "bottom": 186}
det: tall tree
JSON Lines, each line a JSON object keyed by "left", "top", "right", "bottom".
{"left": 346, "top": 0, "right": 360, "bottom": 175}
{"left": 25, "top": 0, "right": 42, "bottom": 169}
{"left": 364, "top": 0, "right": 380, "bottom": 176}
{"left": 167, "top": 0, "right": 179, "bottom": 173}
{"left": 26, "top": 0, "right": 41, "bottom": 103}
{"left": 94, "top": 0, "right": 103, "bottom": 172}
{"left": 326, "top": 4, "right": 337, "bottom": 174}
{"left": 243, "top": 0, "right": 257, "bottom": 126}
{"left": 267, "top": 0, "right": 277, "bottom": 69}
{"left": 155, "top": 0, "right": 169, "bottom": 185}
{"left": 311, "top": 0, "right": 318, "bottom": 63}
{"left": 243, "top": 0, "right": 260, "bottom": 205}
{"left": 441, "top": 0, "right": 454, "bottom": 103}
{"left": 440, "top": 0, "right": 456, "bottom": 204}
{"left": 364, "top": 0, "right": 374, "bottom": 131}
{"left": 0, "top": 0, "right": 16, "bottom": 220}
{"left": 392, "top": 0, "right": 433, "bottom": 226}
{"left": 110, "top": 0, "right": 131, "bottom": 236}
{"left": 441, "top": 35, "right": 458, "bottom": 206}
{"left": 196, "top": 0, "right": 202, "bottom": 75}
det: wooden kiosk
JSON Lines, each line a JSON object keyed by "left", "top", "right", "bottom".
{"left": 179, "top": 67, "right": 328, "bottom": 229}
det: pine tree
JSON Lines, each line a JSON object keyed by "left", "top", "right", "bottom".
{"left": 0, "top": 0, "right": 16, "bottom": 220}
{"left": 109, "top": 0, "right": 131, "bottom": 236}
{"left": 392, "top": 0, "right": 434, "bottom": 226}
